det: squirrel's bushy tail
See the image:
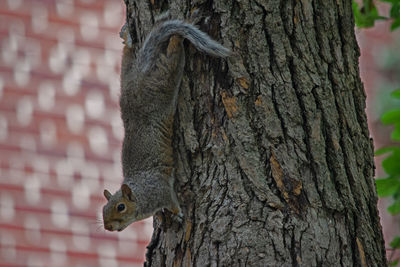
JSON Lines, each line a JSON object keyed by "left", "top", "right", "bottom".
{"left": 138, "top": 20, "right": 230, "bottom": 71}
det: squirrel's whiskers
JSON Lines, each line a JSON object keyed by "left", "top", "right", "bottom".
{"left": 90, "top": 210, "right": 106, "bottom": 232}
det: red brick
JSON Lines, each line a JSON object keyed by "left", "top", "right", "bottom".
{"left": 0, "top": 2, "right": 150, "bottom": 266}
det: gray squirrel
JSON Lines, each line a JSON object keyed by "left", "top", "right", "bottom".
{"left": 102, "top": 19, "right": 230, "bottom": 231}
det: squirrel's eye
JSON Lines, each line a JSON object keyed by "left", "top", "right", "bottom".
{"left": 117, "top": 203, "right": 125, "bottom": 212}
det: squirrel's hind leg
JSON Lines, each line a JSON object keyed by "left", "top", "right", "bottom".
{"left": 166, "top": 35, "right": 183, "bottom": 57}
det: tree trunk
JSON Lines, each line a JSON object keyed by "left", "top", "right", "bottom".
{"left": 124, "top": 0, "right": 387, "bottom": 266}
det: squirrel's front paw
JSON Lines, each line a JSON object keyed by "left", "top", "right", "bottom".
{"left": 169, "top": 206, "right": 184, "bottom": 224}
{"left": 175, "top": 211, "right": 184, "bottom": 224}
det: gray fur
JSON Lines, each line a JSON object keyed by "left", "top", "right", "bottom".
{"left": 124, "top": 171, "right": 179, "bottom": 220}
{"left": 138, "top": 20, "right": 231, "bottom": 72}
{"left": 103, "top": 19, "right": 230, "bottom": 230}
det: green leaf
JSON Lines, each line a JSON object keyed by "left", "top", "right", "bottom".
{"left": 353, "top": 1, "right": 365, "bottom": 28}
{"left": 382, "top": 148, "right": 400, "bottom": 175}
{"left": 376, "top": 177, "right": 400, "bottom": 197}
{"left": 390, "top": 3, "right": 400, "bottom": 18}
{"left": 375, "top": 146, "right": 399, "bottom": 156}
{"left": 388, "top": 200, "right": 400, "bottom": 214}
{"left": 382, "top": 109, "right": 400, "bottom": 124}
{"left": 391, "top": 89, "right": 400, "bottom": 99}
{"left": 352, "top": 1, "right": 384, "bottom": 28}
{"left": 392, "top": 17, "right": 400, "bottom": 31}
{"left": 390, "top": 236, "right": 400, "bottom": 248}
{"left": 392, "top": 124, "right": 400, "bottom": 141}
{"left": 390, "top": 259, "right": 399, "bottom": 267}
{"left": 381, "top": 0, "right": 400, "bottom": 3}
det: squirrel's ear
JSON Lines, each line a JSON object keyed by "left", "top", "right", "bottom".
{"left": 121, "top": 184, "right": 134, "bottom": 201}
{"left": 104, "top": 189, "right": 112, "bottom": 200}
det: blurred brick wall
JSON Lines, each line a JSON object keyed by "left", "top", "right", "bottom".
{"left": 0, "top": 0, "right": 152, "bottom": 266}
{"left": 356, "top": 12, "right": 400, "bottom": 257}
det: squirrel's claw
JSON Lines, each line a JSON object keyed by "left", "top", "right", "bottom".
{"left": 175, "top": 211, "right": 184, "bottom": 224}
{"left": 120, "top": 23, "right": 133, "bottom": 48}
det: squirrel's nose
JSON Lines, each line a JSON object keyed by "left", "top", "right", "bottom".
{"left": 104, "top": 224, "right": 113, "bottom": 231}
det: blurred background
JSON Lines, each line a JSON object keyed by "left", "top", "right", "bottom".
{"left": 0, "top": 0, "right": 399, "bottom": 267}
{"left": 358, "top": 4, "right": 400, "bottom": 261}
{"left": 0, "top": 0, "right": 152, "bottom": 266}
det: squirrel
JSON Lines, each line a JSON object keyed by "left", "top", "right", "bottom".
{"left": 102, "top": 19, "right": 230, "bottom": 232}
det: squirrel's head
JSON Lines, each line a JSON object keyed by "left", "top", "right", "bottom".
{"left": 102, "top": 184, "right": 137, "bottom": 231}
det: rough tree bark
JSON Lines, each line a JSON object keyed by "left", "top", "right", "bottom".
{"left": 124, "top": 0, "right": 386, "bottom": 266}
